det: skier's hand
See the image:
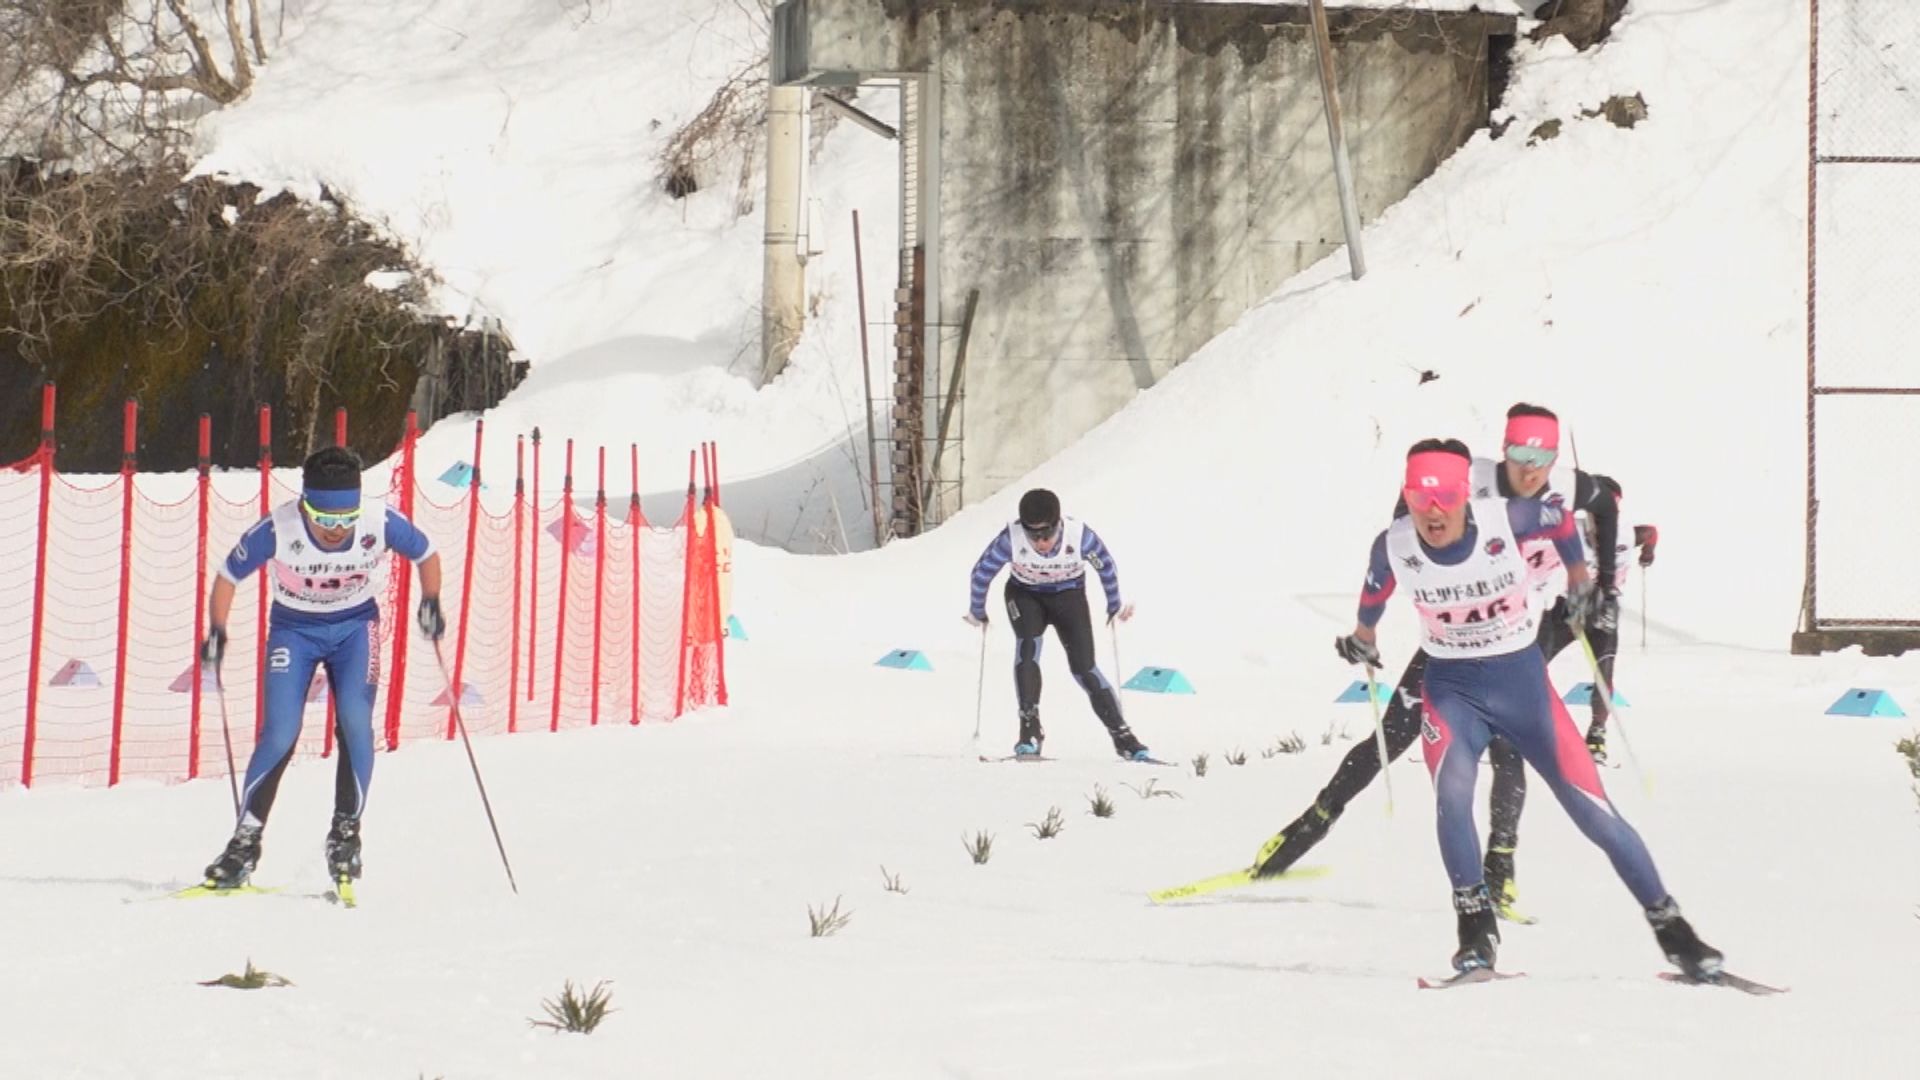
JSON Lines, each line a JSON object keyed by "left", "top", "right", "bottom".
{"left": 1591, "top": 585, "right": 1621, "bottom": 633}
{"left": 200, "top": 625, "right": 228, "bottom": 666}
{"left": 963, "top": 611, "right": 988, "bottom": 628}
{"left": 416, "top": 595, "right": 447, "bottom": 642}
{"left": 1107, "top": 602, "right": 1135, "bottom": 625}
{"left": 1564, "top": 578, "right": 1597, "bottom": 631}
{"left": 1635, "top": 525, "right": 1659, "bottom": 568}
{"left": 1333, "top": 633, "right": 1381, "bottom": 668}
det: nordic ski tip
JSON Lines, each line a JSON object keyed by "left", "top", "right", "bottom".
{"left": 1417, "top": 969, "right": 1527, "bottom": 990}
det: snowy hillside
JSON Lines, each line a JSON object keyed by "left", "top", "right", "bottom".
{"left": 6, "top": 2, "right": 1920, "bottom": 1078}
{"left": 192, "top": 0, "right": 901, "bottom": 547}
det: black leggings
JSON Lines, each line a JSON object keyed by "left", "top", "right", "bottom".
{"left": 1006, "top": 582, "right": 1127, "bottom": 733}
{"left": 1312, "top": 602, "right": 1620, "bottom": 850}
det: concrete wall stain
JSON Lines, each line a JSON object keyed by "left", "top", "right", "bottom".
{"left": 806, "top": 0, "right": 1514, "bottom": 507}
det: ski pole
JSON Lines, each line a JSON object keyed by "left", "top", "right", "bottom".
{"left": 211, "top": 662, "right": 240, "bottom": 818}
{"left": 1364, "top": 662, "right": 1394, "bottom": 816}
{"left": 970, "top": 622, "right": 987, "bottom": 746}
{"left": 1639, "top": 570, "right": 1648, "bottom": 651}
{"left": 1577, "top": 628, "right": 1651, "bottom": 795}
{"left": 1109, "top": 622, "right": 1124, "bottom": 700}
{"left": 433, "top": 640, "right": 520, "bottom": 894}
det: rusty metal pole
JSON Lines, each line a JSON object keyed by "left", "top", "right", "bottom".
{"left": 1308, "top": 0, "right": 1367, "bottom": 280}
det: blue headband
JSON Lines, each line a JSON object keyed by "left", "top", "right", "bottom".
{"left": 302, "top": 487, "right": 361, "bottom": 512}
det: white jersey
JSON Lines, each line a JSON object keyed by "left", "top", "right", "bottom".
{"left": 262, "top": 497, "right": 396, "bottom": 614}
{"left": 1007, "top": 515, "right": 1089, "bottom": 588}
{"left": 1585, "top": 515, "right": 1639, "bottom": 591}
{"left": 1384, "top": 498, "right": 1539, "bottom": 660}
{"left": 1470, "top": 456, "right": 1581, "bottom": 603}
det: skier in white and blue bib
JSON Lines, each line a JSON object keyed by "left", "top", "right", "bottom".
{"left": 964, "top": 488, "right": 1147, "bottom": 761}
{"left": 1338, "top": 438, "right": 1722, "bottom": 981}
{"left": 198, "top": 447, "right": 443, "bottom": 889}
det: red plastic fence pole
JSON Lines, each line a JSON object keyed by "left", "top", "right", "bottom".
{"left": 255, "top": 406, "right": 271, "bottom": 739}
{"left": 108, "top": 400, "right": 138, "bottom": 785}
{"left": 449, "top": 420, "right": 484, "bottom": 740}
{"left": 334, "top": 407, "right": 348, "bottom": 447}
{"left": 674, "top": 450, "right": 696, "bottom": 718}
{"left": 22, "top": 384, "right": 56, "bottom": 787}
{"left": 383, "top": 411, "right": 419, "bottom": 751}
{"left": 509, "top": 435, "right": 525, "bottom": 734}
{"left": 189, "top": 415, "right": 211, "bottom": 780}
{"left": 629, "top": 444, "right": 641, "bottom": 725}
{"left": 549, "top": 439, "right": 574, "bottom": 733}
{"left": 590, "top": 446, "right": 607, "bottom": 726}
{"left": 706, "top": 443, "right": 728, "bottom": 707}
{"left": 526, "top": 428, "right": 541, "bottom": 705}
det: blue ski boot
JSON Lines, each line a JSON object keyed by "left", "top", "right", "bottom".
{"left": 1013, "top": 707, "right": 1044, "bottom": 757}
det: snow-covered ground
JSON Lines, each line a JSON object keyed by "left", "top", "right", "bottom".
{"left": 6, "top": 1, "right": 1920, "bottom": 1077}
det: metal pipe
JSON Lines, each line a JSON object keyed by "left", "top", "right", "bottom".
{"left": 762, "top": 85, "right": 808, "bottom": 381}
{"left": 1308, "top": 0, "right": 1366, "bottom": 279}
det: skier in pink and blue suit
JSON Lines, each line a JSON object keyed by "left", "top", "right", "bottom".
{"left": 1337, "top": 438, "right": 1722, "bottom": 979}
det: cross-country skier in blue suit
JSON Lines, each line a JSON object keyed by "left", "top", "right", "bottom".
{"left": 964, "top": 488, "right": 1147, "bottom": 761}
{"left": 1339, "top": 438, "right": 1722, "bottom": 981}
{"left": 198, "top": 447, "right": 443, "bottom": 889}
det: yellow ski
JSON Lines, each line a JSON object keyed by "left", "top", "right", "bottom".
{"left": 328, "top": 875, "right": 357, "bottom": 909}
{"left": 168, "top": 881, "right": 281, "bottom": 900}
{"left": 1147, "top": 864, "right": 1330, "bottom": 904}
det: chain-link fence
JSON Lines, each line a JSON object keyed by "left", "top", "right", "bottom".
{"left": 1800, "top": 0, "right": 1920, "bottom": 651}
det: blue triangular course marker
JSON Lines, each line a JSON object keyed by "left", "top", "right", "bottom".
{"left": 875, "top": 649, "right": 932, "bottom": 671}
{"left": 1825, "top": 687, "right": 1906, "bottom": 718}
{"left": 438, "top": 461, "right": 475, "bottom": 487}
{"left": 1334, "top": 680, "right": 1392, "bottom": 705}
{"left": 431, "top": 681, "right": 484, "bottom": 707}
{"left": 1123, "top": 667, "right": 1195, "bottom": 694}
{"left": 724, "top": 614, "right": 747, "bottom": 641}
{"left": 49, "top": 658, "right": 100, "bottom": 688}
{"left": 1562, "top": 682, "right": 1630, "bottom": 707}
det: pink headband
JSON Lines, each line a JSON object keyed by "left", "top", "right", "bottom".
{"left": 1404, "top": 451, "right": 1470, "bottom": 495}
{"left": 1504, "top": 414, "right": 1559, "bottom": 451}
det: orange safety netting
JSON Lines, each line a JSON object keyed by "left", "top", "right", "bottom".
{"left": 0, "top": 421, "right": 726, "bottom": 792}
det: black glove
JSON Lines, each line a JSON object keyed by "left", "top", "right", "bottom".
{"left": 1591, "top": 585, "right": 1621, "bottom": 633}
{"left": 200, "top": 625, "right": 228, "bottom": 666}
{"left": 1333, "top": 633, "right": 1381, "bottom": 668}
{"left": 416, "top": 595, "right": 447, "bottom": 642}
{"left": 1564, "top": 579, "right": 1597, "bottom": 631}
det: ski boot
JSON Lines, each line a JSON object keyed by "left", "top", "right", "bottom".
{"left": 1452, "top": 884, "right": 1501, "bottom": 972}
{"left": 1110, "top": 725, "right": 1152, "bottom": 762}
{"left": 1483, "top": 844, "right": 1531, "bottom": 922}
{"left": 203, "top": 823, "right": 263, "bottom": 888}
{"left": 1253, "top": 801, "right": 1341, "bottom": 878}
{"left": 325, "top": 812, "right": 363, "bottom": 880}
{"left": 1013, "top": 707, "right": 1044, "bottom": 757}
{"left": 1646, "top": 897, "right": 1723, "bottom": 980}
{"left": 1586, "top": 723, "right": 1609, "bottom": 765}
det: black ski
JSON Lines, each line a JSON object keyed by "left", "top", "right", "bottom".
{"left": 1656, "top": 971, "right": 1786, "bottom": 995}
